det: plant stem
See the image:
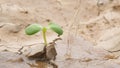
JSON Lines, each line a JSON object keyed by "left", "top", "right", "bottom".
{"left": 42, "top": 27, "right": 47, "bottom": 46}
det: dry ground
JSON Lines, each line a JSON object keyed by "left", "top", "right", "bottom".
{"left": 0, "top": 0, "right": 120, "bottom": 68}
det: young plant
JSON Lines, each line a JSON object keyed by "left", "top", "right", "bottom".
{"left": 25, "top": 22, "right": 63, "bottom": 46}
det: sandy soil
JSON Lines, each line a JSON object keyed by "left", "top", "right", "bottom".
{"left": 0, "top": 0, "right": 120, "bottom": 68}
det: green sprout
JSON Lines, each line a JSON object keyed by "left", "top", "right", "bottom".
{"left": 25, "top": 22, "right": 63, "bottom": 46}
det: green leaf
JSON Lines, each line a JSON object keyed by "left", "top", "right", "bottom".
{"left": 25, "top": 24, "right": 42, "bottom": 35}
{"left": 49, "top": 22, "right": 63, "bottom": 36}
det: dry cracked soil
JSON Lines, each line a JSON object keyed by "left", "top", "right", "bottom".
{"left": 0, "top": 0, "right": 120, "bottom": 68}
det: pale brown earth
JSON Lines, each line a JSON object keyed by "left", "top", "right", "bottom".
{"left": 0, "top": 0, "right": 120, "bottom": 68}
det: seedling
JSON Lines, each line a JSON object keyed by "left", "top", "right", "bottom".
{"left": 25, "top": 22, "right": 63, "bottom": 46}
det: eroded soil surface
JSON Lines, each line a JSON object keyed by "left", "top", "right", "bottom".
{"left": 0, "top": 0, "right": 120, "bottom": 68}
